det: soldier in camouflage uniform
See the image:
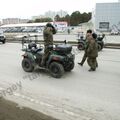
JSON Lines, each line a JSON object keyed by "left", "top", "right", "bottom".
{"left": 41, "top": 23, "right": 57, "bottom": 66}
{"left": 86, "top": 33, "right": 98, "bottom": 71}
{"left": 78, "top": 29, "right": 92, "bottom": 66}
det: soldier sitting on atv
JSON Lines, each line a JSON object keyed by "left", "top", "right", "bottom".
{"left": 41, "top": 23, "right": 57, "bottom": 66}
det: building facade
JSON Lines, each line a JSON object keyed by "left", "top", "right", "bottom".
{"left": 2, "top": 18, "right": 29, "bottom": 25}
{"left": 94, "top": 2, "right": 120, "bottom": 31}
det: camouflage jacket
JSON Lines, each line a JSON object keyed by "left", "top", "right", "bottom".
{"left": 86, "top": 39, "right": 98, "bottom": 58}
{"left": 43, "top": 27, "right": 55, "bottom": 46}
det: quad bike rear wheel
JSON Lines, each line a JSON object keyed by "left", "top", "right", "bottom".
{"left": 49, "top": 62, "right": 64, "bottom": 78}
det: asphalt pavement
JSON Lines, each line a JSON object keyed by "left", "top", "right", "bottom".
{"left": 0, "top": 43, "right": 120, "bottom": 120}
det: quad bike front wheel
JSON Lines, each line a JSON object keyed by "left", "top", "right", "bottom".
{"left": 49, "top": 62, "right": 64, "bottom": 78}
{"left": 65, "top": 61, "right": 74, "bottom": 72}
{"left": 22, "top": 58, "right": 34, "bottom": 72}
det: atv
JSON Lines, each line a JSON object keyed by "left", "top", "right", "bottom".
{"left": 21, "top": 42, "right": 75, "bottom": 78}
{"left": 77, "top": 33, "right": 105, "bottom": 51}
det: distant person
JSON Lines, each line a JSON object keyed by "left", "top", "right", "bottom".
{"left": 67, "top": 28, "right": 70, "bottom": 34}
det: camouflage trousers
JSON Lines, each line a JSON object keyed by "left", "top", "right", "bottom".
{"left": 87, "top": 57, "right": 98, "bottom": 70}
{"left": 80, "top": 52, "right": 87, "bottom": 65}
{"left": 41, "top": 45, "right": 52, "bottom": 66}
{"left": 80, "top": 53, "right": 98, "bottom": 67}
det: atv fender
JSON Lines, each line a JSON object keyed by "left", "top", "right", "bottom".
{"left": 23, "top": 52, "right": 36, "bottom": 66}
{"left": 46, "top": 55, "right": 64, "bottom": 67}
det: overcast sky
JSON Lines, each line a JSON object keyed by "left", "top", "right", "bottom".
{"left": 0, "top": 0, "right": 118, "bottom": 19}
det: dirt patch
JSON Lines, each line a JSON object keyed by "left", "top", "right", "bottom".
{"left": 0, "top": 98, "right": 58, "bottom": 120}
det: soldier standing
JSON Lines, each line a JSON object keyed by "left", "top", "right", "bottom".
{"left": 86, "top": 33, "right": 98, "bottom": 71}
{"left": 41, "top": 23, "right": 56, "bottom": 66}
{"left": 78, "top": 29, "right": 92, "bottom": 66}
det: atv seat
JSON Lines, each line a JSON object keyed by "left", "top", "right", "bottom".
{"left": 54, "top": 44, "right": 72, "bottom": 54}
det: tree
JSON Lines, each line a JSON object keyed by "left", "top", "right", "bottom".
{"left": 81, "top": 12, "right": 92, "bottom": 23}
{"left": 88, "top": 12, "right": 92, "bottom": 21}
{"left": 64, "top": 14, "right": 71, "bottom": 26}
{"left": 70, "top": 11, "right": 82, "bottom": 26}
{"left": 54, "top": 14, "right": 60, "bottom": 21}
{"left": 34, "top": 17, "right": 53, "bottom": 23}
{"left": 27, "top": 11, "right": 92, "bottom": 25}
{"left": 27, "top": 20, "right": 34, "bottom": 23}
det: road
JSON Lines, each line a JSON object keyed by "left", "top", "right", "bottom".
{"left": 0, "top": 43, "right": 120, "bottom": 120}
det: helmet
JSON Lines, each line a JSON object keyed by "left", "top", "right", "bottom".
{"left": 46, "top": 23, "right": 53, "bottom": 28}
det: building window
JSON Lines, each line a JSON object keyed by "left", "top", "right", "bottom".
{"left": 99, "top": 22, "right": 109, "bottom": 29}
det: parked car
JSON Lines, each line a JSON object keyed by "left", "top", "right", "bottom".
{"left": 110, "top": 29, "right": 119, "bottom": 35}
{"left": 0, "top": 31, "right": 6, "bottom": 44}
